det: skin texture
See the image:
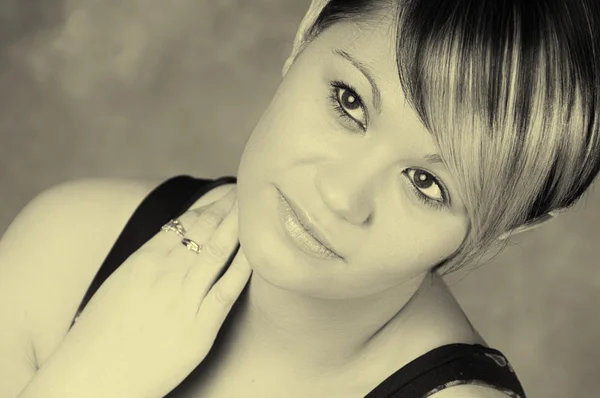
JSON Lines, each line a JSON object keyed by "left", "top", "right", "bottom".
{"left": 226, "top": 8, "right": 476, "bottom": 382}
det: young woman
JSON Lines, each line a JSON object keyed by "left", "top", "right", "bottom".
{"left": 2, "top": 0, "right": 598, "bottom": 397}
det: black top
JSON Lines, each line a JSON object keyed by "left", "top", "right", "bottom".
{"left": 68, "top": 175, "right": 527, "bottom": 398}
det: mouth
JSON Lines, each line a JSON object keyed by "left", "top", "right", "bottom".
{"left": 277, "top": 189, "right": 343, "bottom": 259}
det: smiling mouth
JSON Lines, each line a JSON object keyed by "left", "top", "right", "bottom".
{"left": 277, "top": 190, "right": 343, "bottom": 259}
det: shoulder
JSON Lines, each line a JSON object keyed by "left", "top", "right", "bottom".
{"left": 0, "top": 176, "right": 232, "bottom": 368}
{"left": 0, "top": 178, "right": 159, "bottom": 356}
{"left": 0, "top": 176, "right": 161, "bottom": 285}
{"left": 427, "top": 383, "right": 518, "bottom": 397}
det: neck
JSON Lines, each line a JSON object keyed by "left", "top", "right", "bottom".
{"left": 224, "top": 269, "right": 442, "bottom": 378}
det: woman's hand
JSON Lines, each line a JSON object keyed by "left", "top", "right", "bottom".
{"left": 32, "top": 187, "right": 251, "bottom": 398}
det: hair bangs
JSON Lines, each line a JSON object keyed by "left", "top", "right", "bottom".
{"left": 391, "top": 0, "right": 600, "bottom": 272}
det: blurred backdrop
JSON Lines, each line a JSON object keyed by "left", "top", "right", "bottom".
{"left": 1, "top": 1, "right": 599, "bottom": 397}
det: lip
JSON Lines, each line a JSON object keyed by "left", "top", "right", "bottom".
{"left": 277, "top": 189, "right": 343, "bottom": 259}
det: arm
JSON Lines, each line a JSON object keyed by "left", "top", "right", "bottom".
{"left": 0, "top": 183, "right": 70, "bottom": 397}
{"left": 16, "top": 346, "right": 128, "bottom": 398}
{"left": 0, "top": 178, "right": 161, "bottom": 398}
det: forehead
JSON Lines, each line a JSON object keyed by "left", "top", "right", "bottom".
{"left": 304, "top": 13, "right": 402, "bottom": 111}
{"left": 314, "top": 11, "right": 398, "bottom": 61}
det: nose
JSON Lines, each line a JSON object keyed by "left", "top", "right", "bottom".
{"left": 315, "top": 165, "right": 377, "bottom": 226}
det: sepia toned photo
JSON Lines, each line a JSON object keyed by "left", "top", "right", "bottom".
{"left": 1, "top": 1, "right": 599, "bottom": 397}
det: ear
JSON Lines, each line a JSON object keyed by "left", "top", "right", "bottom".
{"left": 497, "top": 211, "right": 561, "bottom": 241}
{"left": 282, "top": 0, "right": 330, "bottom": 78}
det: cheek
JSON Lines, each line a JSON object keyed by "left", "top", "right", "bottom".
{"left": 250, "top": 97, "right": 325, "bottom": 158}
{"left": 266, "top": 70, "right": 327, "bottom": 130}
{"left": 373, "top": 219, "right": 468, "bottom": 276}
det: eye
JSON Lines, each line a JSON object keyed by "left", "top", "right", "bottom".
{"left": 403, "top": 169, "right": 450, "bottom": 210}
{"left": 327, "top": 80, "right": 368, "bottom": 131}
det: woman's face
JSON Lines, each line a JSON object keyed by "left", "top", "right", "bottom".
{"left": 236, "top": 13, "right": 470, "bottom": 299}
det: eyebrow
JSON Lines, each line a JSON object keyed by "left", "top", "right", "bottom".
{"left": 423, "top": 153, "right": 445, "bottom": 165}
{"left": 332, "top": 49, "right": 383, "bottom": 114}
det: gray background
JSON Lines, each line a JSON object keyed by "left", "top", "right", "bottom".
{"left": 1, "top": 1, "right": 599, "bottom": 397}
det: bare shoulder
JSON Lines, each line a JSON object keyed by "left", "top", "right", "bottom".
{"left": 0, "top": 178, "right": 159, "bottom": 364}
{"left": 428, "top": 383, "right": 517, "bottom": 397}
{"left": 0, "top": 176, "right": 234, "bottom": 370}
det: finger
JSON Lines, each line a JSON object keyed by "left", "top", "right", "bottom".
{"left": 193, "top": 246, "right": 252, "bottom": 333}
{"left": 134, "top": 209, "right": 202, "bottom": 260}
{"left": 166, "top": 187, "right": 237, "bottom": 267}
{"left": 138, "top": 186, "right": 236, "bottom": 262}
{"left": 180, "top": 198, "right": 239, "bottom": 294}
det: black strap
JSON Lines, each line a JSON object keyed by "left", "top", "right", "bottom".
{"left": 69, "top": 175, "right": 237, "bottom": 330}
{"left": 365, "top": 343, "right": 526, "bottom": 397}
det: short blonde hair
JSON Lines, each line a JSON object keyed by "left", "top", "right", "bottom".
{"left": 305, "top": 0, "right": 600, "bottom": 274}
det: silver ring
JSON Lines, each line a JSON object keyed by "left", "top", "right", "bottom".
{"left": 161, "top": 219, "right": 186, "bottom": 238}
{"left": 182, "top": 238, "right": 203, "bottom": 254}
